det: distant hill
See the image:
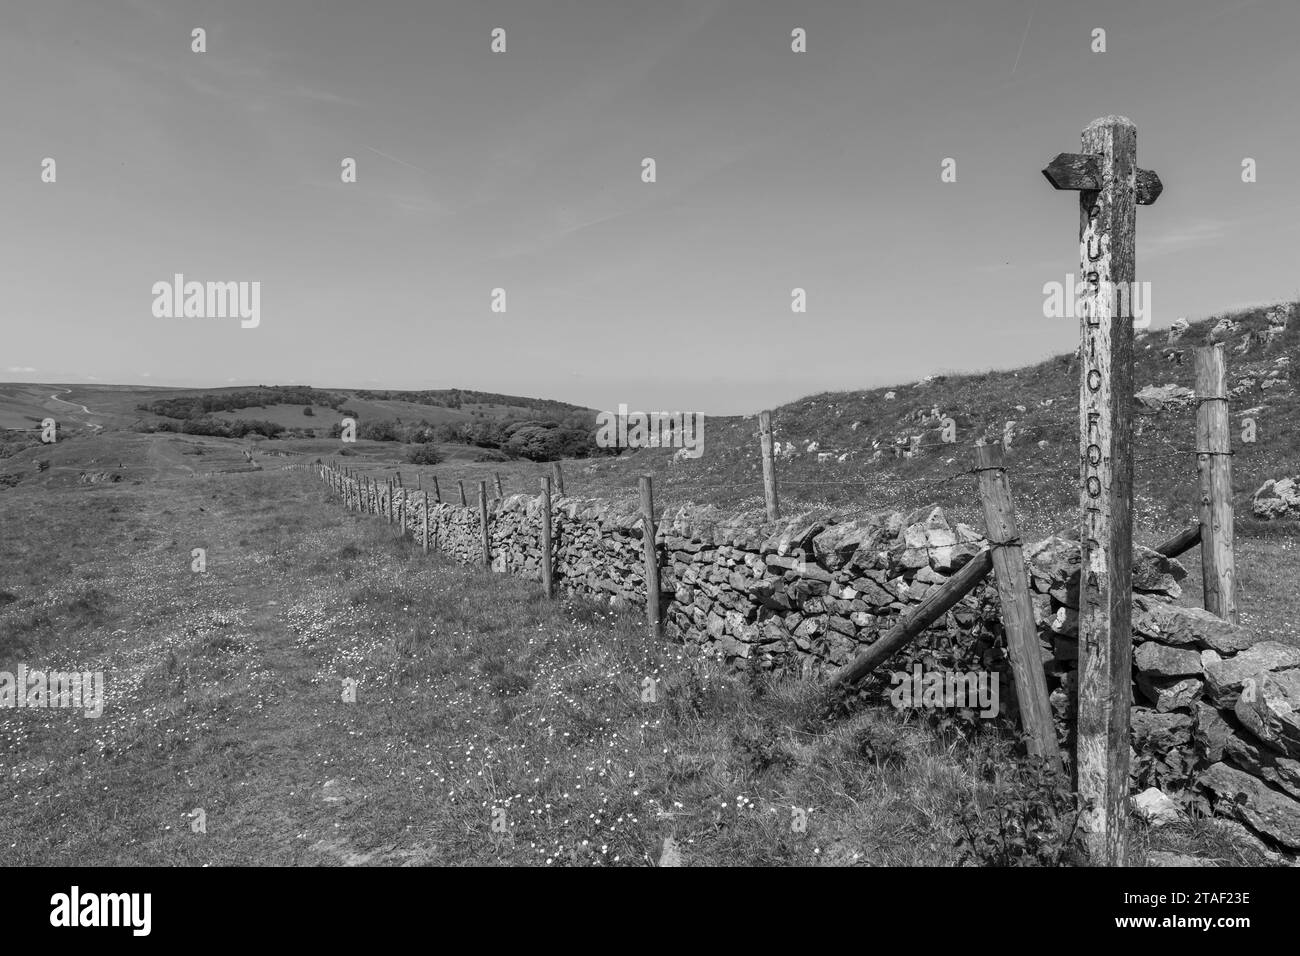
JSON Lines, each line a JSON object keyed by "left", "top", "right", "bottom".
{"left": 557, "top": 301, "right": 1298, "bottom": 543}
{"left": 0, "top": 383, "right": 607, "bottom": 465}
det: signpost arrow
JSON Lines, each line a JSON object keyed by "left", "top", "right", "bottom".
{"left": 1043, "top": 152, "right": 1164, "bottom": 205}
{"left": 1042, "top": 116, "right": 1162, "bottom": 867}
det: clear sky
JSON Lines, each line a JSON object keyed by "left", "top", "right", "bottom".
{"left": 1, "top": 0, "right": 1296, "bottom": 414}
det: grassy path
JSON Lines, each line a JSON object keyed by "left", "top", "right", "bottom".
{"left": 0, "top": 467, "right": 1276, "bottom": 866}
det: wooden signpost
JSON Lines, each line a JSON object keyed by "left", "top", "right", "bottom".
{"left": 1042, "top": 115, "right": 1162, "bottom": 866}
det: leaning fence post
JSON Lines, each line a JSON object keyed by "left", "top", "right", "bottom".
{"left": 458, "top": 480, "right": 467, "bottom": 507}
{"left": 432, "top": 475, "right": 441, "bottom": 504}
{"left": 759, "top": 409, "right": 779, "bottom": 521}
{"left": 495, "top": 472, "right": 504, "bottom": 499}
{"left": 638, "top": 475, "right": 662, "bottom": 639}
{"left": 540, "top": 476, "right": 554, "bottom": 599}
{"left": 974, "top": 442, "right": 1061, "bottom": 768}
{"left": 479, "top": 482, "right": 491, "bottom": 570}
{"left": 1195, "top": 344, "right": 1238, "bottom": 623}
{"left": 552, "top": 462, "right": 565, "bottom": 497}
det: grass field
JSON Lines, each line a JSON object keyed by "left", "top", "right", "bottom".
{"left": 1, "top": 303, "right": 1295, "bottom": 866}
{"left": 0, "top": 464, "right": 1281, "bottom": 866}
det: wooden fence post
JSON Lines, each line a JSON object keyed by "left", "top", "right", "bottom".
{"left": 539, "top": 476, "right": 554, "bottom": 599}
{"left": 432, "top": 475, "right": 441, "bottom": 504}
{"left": 638, "top": 475, "right": 662, "bottom": 639}
{"left": 974, "top": 443, "right": 1060, "bottom": 767}
{"left": 398, "top": 487, "right": 406, "bottom": 536}
{"left": 552, "top": 462, "right": 565, "bottom": 497}
{"left": 479, "top": 482, "right": 491, "bottom": 569}
{"left": 494, "top": 472, "right": 504, "bottom": 499}
{"left": 417, "top": 473, "right": 422, "bottom": 491}
{"left": 1043, "top": 114, "right": 1163, "bottom": 866}
{"left": 422, "top": 491, "right": 430, "bottom": 554}
{"left": 458, "top": 480, "right": 467, "bottom": 507}
{"left": 1195, "top": 344, "right": 1238, "bottom": 623}
{"left": 386, "top": 480, "right": 394, "bottom": 525}
{"left": 759, "top": 410, "right": 779, "bottom": 521}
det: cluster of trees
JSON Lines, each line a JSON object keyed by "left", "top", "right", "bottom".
{"left": 352, "top": 388, "right": 587, "bottom": 417}
{"left": 144, "top": 418, "right": 287, "bottom": 439}
{"left": 325, "top": 416, "right": 603, "bottom": 462}
{"left": 139, "top": 386, "right": 346, "bottom": 419}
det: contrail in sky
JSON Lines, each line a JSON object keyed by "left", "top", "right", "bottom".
{"left": 1011, "top": 9, "right": 1033, "bottom": 74}
{"left": 362, "top": 144, "right": 426, "bottom": 173}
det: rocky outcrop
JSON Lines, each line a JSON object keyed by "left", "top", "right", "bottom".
{"left": 1134, "top": 383, "right": 1196, "bottom": 413}
{"left": 1253, "top": 477, "right": 1300, "bottom": 520}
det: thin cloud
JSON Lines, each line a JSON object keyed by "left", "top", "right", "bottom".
{"left": 362, "top": 145, "right": 427, "bottom": 174}
{"left": 1143, "top": 220, "right": 1230, "bottom": 258}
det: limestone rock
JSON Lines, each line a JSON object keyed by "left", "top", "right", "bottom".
{"left": 1137, "top": 673, "right": 1202, "bottom": 713}
{"left": 1201, "top": 762, "right": 1300, "bottom": 850}
{"left": 1135, "top": 641, "right": 1202, "bottom": 678}
{"left": 1135, "top": 383, "right": 1196, "bottom": 412}
{"left": 1252, "top": 477, "right": 1300, "bottom": 520}
{"left": 1133, "top": 787, "right": 1184, "bottom": 827}
{"left": 1224, "top": 731, "right": 1300, "bottom": 801}
{"left": 1131, "top": 595, "right": 1254, "bottom": 653}
{"left": 1204, "top": 642, "right": 1300, "bottom": 706}
{"left": 1233, "top": 669, "right": 1300, "bottom": 757}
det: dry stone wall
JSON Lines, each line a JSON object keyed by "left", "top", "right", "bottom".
{"left": 339, "top": 472, "right": 1300, "bottom": 853}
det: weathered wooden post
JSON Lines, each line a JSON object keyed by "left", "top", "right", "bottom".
{"left": 386, "top": 479, "right": 394, "bottom": 524}
{"left": 974, "top": 442, "right": 1060, "bottom": 767}
{"left": 417, "top": 473, "right": 422, "bottom": 492}
{"left": 552, "top": 462, "right": 565, "bottom": 497}
{"left": 479, "top": 482, "right": 491, "bottom": 569}
{"left": 432, "top": 475, "right": 441, "bottom": 504}
{"left": 494, "top": 472, "right": 504, "bottom": 499}
{"left": 458, "top": 480, "right": 467, "bottom": 507}
{"left": 1195, "top": 344, "right": 1238, "bottom": 623}
{"left": 398, "top": 487, "right": 406, "bottom": 536}
{"left": 422, "top": 491, "right": 430, "bottom": 554}
{"left": 539, "top": 476, "right": 554, "bottom": 599}
{"left": 759, "top": 410, "right": 779, "bottom": 521}
{"left": 1043, "top": 115, "right": 1163, "bottom": 865}
{"left": 638, "top": 475, "right": 662, "bottom": 639}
